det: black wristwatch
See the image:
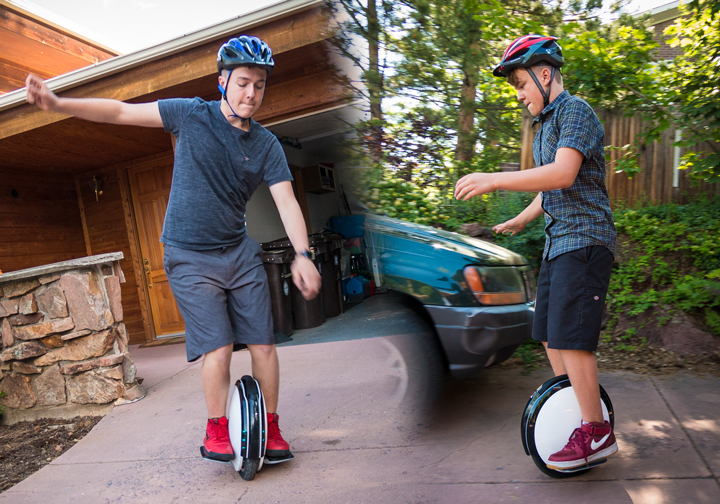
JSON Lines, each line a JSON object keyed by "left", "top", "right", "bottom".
{"left": 298, "top": 250, "right": 313, "bottom": 260}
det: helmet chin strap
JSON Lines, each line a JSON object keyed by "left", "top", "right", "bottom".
{"left": 526, "top": 66, "right": 556, "bottom": 111}
{"left": 218, "top": 69, "right": 249, "bottom": 123}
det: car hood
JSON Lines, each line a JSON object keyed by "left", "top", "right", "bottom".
{"left": 365, "top": 213, "right": 527, "bottom": 266}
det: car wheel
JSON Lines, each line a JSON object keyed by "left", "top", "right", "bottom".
{"left": 385, "top": 328, "right": 447, "bottom": 418}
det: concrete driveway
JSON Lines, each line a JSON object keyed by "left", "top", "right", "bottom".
{"left": 1, "top": 293, "right": 719, "bottom": 503}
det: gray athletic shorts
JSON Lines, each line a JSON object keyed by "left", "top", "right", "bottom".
{"left": 163, "top": 237, "right": 274, "bottom": 362}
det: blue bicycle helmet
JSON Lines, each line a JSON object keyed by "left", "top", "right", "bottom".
{"left": 217, "top": 35, "right": 274, "bottom": 75}
{"left": 216, "top": 36, "right": 274, "bottom": 122}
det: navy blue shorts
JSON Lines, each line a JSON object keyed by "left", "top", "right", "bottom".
{"left": 532, "top": 246, "right": 613, "bottom": 352}
{"left": 163, "top": 238, "right": 274, "bottom": 362}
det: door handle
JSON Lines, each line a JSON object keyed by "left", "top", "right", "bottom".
{"left": 143, "top": 259, "right": 152, "bottom": 289}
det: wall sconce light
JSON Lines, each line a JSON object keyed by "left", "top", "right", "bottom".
{"left": 89, "top": 176, "right": 104, "bottom": 202}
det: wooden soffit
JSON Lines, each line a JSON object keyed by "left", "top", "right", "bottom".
{"left": 0, "top": 3, "right": 117, "bottom": 94}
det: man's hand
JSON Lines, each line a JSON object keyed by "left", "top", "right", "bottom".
{"left": 291, "top": 255, "right": 321, "bottom": 300}
{"left": 26, "top": 74, "right": 58, "bottom": 111}
{"left": 454, "top": 173, "right": 498, "bottom": 201}
{"left": 493, "top": 217, "right": 526, "bottom": 237}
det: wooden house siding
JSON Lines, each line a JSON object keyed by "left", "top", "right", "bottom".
{"left": 75, "top": 164, "right": 155, "bottom": 345}
{"left": 0, "top": 167, "right": 87, "bottom": 272}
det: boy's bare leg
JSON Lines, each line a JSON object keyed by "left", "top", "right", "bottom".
{"left": 558, "top": 349, "right": 604, "bottom": 424}
{"left": 247, "top": 344, "right": 279, "bottom": 413}
{"left": 543, "top": 342, "right": 567, "bottom": 376}
{"left": 202, "top": 343, "right": 233, "bottom": 418}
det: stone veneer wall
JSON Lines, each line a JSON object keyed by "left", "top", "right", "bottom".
{"left": 0, "top": 258, "right": 144, "bottom": 423}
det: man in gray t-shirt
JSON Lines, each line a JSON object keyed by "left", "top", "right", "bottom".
{"left": 26, "top": 35, "right": 321, "bottom": 464}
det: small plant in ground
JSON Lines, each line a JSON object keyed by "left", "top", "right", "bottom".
{"left": 0, "top": 391, "right": 5, "bottom": 417}
{"left": 623, "top": 327, "right": 637, "bottom": 340}
{"left": 511, "top": 339, "right": 546, "bottom": 374}
{"left": 614, "top": 342, "right": 637, "bottom": 352}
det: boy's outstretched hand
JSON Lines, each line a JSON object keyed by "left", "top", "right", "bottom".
{"left": 454, "top": 173, "right": 497, "bottom": 201}
{"left": 492, "top": 217, "right": 526, "bottom": 237}
{"left": 25, "top": 74, "right": 57, "bottom": 111}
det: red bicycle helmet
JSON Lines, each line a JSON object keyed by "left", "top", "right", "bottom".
{"left": 493, "top": 35, "right": 563, "bottom": 78}
{"left": 494, "top": 35, "right": 564, "bottom": 111}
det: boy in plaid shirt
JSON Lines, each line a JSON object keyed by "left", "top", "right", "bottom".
{"left": 455, "top": 35, "right": 618, "bottom": 471}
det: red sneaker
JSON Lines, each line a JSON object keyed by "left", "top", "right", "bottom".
{"left": 266, "top": 413, "right": 291, "bottom": 457}
{"left": 547, "top": 421, "right": 618, "bottom": 470}
{"left": 203, "top": 417, "right": 234, "bottom": 462}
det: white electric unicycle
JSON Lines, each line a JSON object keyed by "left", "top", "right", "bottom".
{"left": 201, "top": 375, "right": 293, "bottom": 481}
{"left": 521, "top": 374, "right": 615, "bottom": 478}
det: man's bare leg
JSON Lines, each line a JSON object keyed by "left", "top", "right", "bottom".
{"left": 247, "top": 344, "right": 279, "bottom": 413}
{"left": 202, "top": 343, "right": 233, "bottom": 418}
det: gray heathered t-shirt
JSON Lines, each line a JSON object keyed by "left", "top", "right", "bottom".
{"left": 158, "top": 98, "right": 292, "bottom": 250}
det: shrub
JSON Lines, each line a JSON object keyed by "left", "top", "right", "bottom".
{"left": 610, "top": 197, "right": 720, "bottom": 334}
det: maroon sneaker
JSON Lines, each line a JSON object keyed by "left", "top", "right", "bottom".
{"left": 203, "top": 417, "right": 234, "bottom": 462}
{"left": 266, "top": 413, "right": 291, "bottom": 458}
{"left": 546, "top": 421, "right": 618, "bottom": 471}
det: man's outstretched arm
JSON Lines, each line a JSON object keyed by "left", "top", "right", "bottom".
{"left": 25, "top": 73, "right": 163, "bottom": 128}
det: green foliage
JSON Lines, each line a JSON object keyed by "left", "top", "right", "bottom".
{"left": 605, "top": 144, "right": 641, "bottom": 178}
{"left": 482, "top": 192, "right": 546, "bottom": 269}
{"left": 663, "top": 0, "right": 720, "bottom": 183}
{"left": 361, "top": 170, "right": 453, "bottom": 225}
{"left": 511, "top": 338, "right": 545, "bottom": 374}
{"left": 610, "top": 197, "right": 720, "bottom": 334}
{"left": 561, "top": 18, "right": 660, "bottom": 111}
{"left": 0, "top": 391, "right": 5, "bottom": 416}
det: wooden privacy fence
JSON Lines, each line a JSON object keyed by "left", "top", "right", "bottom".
{"left": 520, "top": 108, "right": 720, "bottom": 206}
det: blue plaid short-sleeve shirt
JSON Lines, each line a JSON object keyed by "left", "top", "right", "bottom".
{"left": 532, "top": 90, "right": 617, "bottom": 261}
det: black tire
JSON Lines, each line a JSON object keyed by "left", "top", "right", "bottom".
{"left": 239, "top": 458, "right": 260, "bottom": 481}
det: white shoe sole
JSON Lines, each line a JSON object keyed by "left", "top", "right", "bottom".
{"left": 546, "top": 442, "right": 618, "bottom": 470}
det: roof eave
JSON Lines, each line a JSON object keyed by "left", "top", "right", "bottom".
{"left": 0, "top": 0, "right": 322, "bottom": 114}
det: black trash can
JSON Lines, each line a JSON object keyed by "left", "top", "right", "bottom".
{"left": 262, "top": 249, "right": 295, "bottom": 337}
{"left": 312, "top": 233, "right": 344, "bottom": 318}
{"left": 261, "top": 236, "right": 326, "bottom": 330}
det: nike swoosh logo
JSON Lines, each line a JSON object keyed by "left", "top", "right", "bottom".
{"left": 591, "top": 434, "right": 610, "bottom": 450}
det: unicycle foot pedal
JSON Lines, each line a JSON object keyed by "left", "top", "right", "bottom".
{"left": 263, "top": 452, "right": 295, "bottom": 465}
{"left": 200, "top": 446, "right": 233, "bottom": 464}
{"left": 548, "top": 457, "right": 608, "bottom": 473}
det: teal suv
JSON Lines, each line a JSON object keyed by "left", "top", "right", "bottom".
{"left": 365, "top": 213, "right": 536, "bottom": 379}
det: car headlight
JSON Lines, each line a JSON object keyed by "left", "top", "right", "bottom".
{"left": 520, "top": 267, "right": 536, "bottom": 303}
{"left": 463, "top": 266, "right": 527, "bottom": 305}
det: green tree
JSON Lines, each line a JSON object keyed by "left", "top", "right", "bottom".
{"left": 663, "top": 0, "right": 720, "bottom": 183}
{"left": 561, "top": 0, "right": 720, "bottom": 183}
{"left": 327, "top": 0, "right": 397, "bottom": 166}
